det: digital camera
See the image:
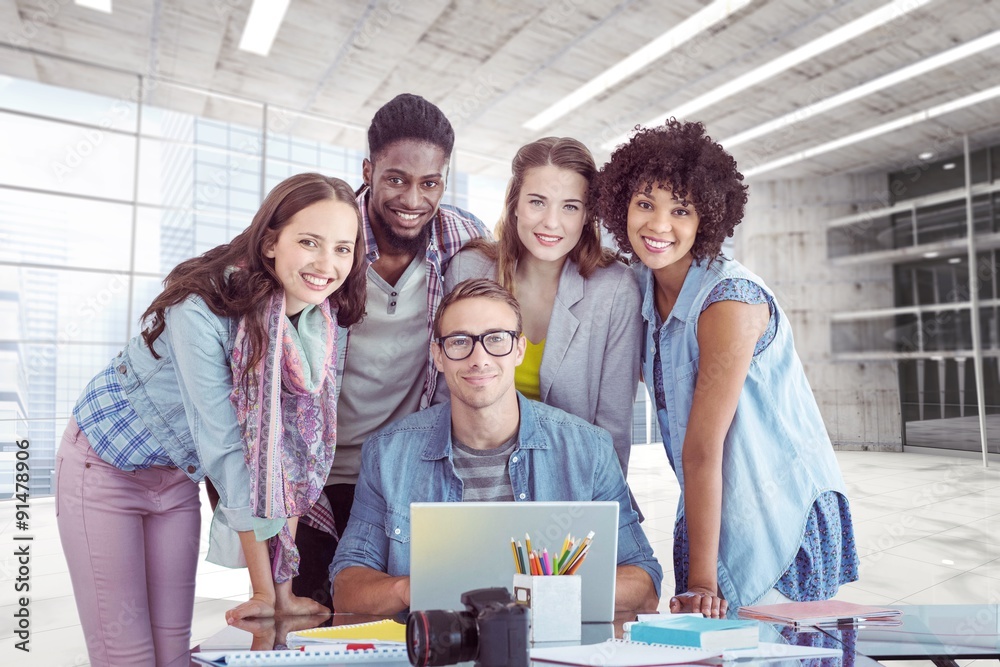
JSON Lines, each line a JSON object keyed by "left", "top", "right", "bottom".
{"left": 406, "top": 587, "right": 529, "bottom": 667}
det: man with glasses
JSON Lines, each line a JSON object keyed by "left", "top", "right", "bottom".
{"left": 330, "top": 278, "right": 662, "bottom": 614}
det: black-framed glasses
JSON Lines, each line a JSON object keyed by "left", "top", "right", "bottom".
{"left": 436, "top": 329, "right": 519, "bottom": 361}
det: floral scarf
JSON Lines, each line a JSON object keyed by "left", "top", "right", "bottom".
{"left": 230, "top": 291, "right": 338, "bottom": 583}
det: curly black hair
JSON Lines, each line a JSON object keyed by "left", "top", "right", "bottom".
{"left": 368, "top": 93, "right": 455, "bottom": 160}
{"left": 593, "top": 118, "right": 748, "bottom": 263}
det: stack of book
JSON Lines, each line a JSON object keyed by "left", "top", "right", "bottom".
{"left": 627, "top": 615, "right": 759, "bottom": 651}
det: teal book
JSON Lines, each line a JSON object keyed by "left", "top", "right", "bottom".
{"left": 629, "top": 615, "right": 759, "bottom": 651}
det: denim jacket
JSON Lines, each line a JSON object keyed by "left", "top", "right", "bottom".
{"left": 635, "top": 258, "right": 847, "bottom": 610}
{"left": 330, "top": 395, "right": 663, "bottom": 596}
{"left": 80, "top": 295, "right": 253, "bottom": 532}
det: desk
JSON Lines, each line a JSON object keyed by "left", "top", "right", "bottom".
{"left": 189, "top": 612, "right": 627, "bottom": 666}
{"left": 190, "top": 611, "right": 843, "bottom": 666}
{"left": 815, "top": 604, "right": 1000, "bottom": 667}
{"left": 191, "top": 606, "right": 1000, "bottom": 666}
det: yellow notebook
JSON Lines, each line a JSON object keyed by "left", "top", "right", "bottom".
{"left": 287, "top": 618, "right": 406, "bottom": 644}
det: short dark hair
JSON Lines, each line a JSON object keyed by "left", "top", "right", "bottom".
{"left": 434, "top": 279, "right": 523, "bottom": 338}
{"left": 368, "top": 93, "right": 455, "bottom": 160}
{"left": 593, "top": 118, "right": 748, "bottom": 263}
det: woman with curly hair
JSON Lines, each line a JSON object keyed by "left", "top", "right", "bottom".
{"left": 594, "top": 119, "right": 858, "bottom": 618}
{"left": 56, "top": 173, "right": 366, "bottom": 666}
{"left": 439, "top": 136, "right": 641, "bottom": 478}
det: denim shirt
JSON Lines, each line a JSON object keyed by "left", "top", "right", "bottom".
{"left": 330, "top": 395, "right": 663, "bottom": 596}
{"left": 635, "top": 258, "right": 847, "bottom": 611}
{"left": 75, "top": 295, "right": 253, "bottom": 532}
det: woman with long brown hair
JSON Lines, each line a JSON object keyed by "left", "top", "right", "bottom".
{"left": 56, "top": 173, "right": 366, "bottom": 666}
{"left": 439, "top": 137, "right": 641, "bottom": 477}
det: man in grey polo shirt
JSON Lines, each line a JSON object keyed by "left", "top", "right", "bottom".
{"left": 292, "top": 94, "right": 490, "bottom": 608}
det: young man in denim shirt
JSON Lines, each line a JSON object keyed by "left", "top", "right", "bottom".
{"left": 330, "top": 278, "right": 662, "bottom": 614}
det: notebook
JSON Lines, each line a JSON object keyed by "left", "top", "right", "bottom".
{"left": 628, "top": 615, "right": 759, "bottom": 651}
{"left": 191, "top": 646, "right": 410, "bottom": 666}
{"left": 530, "top": 639, "right": 843, "bottom": 666}
{"left": 287, "top": 618, "right": 406, "bottom": 645}
{"left": 530, "top": 639, "right": 718, "bottom": 666}
{"left": 409, "top": 501, "right": 620, "bottom": 622}
{"left": 738, "top": 600, "right": 902, "bottom": 628}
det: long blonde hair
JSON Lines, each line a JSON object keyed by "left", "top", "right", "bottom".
{"left": 465, "top": 137, "right": 615, "bottom": 290}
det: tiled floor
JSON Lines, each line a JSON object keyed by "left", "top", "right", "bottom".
{"left": 2, "top": 446, "right": 1000, "bottom": 665}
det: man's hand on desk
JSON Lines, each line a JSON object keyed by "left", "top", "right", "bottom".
{"left": 614, "top": 565, "right": 660, "bottom": 613}
{"left": 333, "top": 567, "right": 410, "bottom": 614}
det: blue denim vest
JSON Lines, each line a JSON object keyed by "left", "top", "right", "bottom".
{"left": 635, "top": 258, "right": 847, "bottom": 609}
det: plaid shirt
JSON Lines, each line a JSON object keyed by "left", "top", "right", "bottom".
{"left": 348, "top": 187, "right": 491, "bottom": 408}
{"left": 73, "top": 362, "right": 174, "bottom": 469}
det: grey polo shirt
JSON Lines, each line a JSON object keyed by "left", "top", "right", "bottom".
{"left": 329, "top": 254, "right": 427, "bottom": 485}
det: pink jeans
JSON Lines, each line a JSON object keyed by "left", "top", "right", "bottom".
{"left": 56, "top": 418, "right": 201, "bottom": 667}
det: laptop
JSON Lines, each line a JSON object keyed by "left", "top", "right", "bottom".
{"left": 409, "top": 501, "right": 620, "bottom": 622}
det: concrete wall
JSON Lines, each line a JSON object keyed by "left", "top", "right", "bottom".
{"left": 736, "top": 174, "right": 902, "bottom": 451}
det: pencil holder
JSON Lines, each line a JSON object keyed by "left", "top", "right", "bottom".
{"left": 513, "top": 573, "right": 582, "bottom": 642}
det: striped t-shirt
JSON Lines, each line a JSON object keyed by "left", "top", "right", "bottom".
{"left": 452, "top": 434, "right": 516, "bottom": 502}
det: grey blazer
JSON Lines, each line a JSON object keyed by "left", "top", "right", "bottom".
{"left": 435, "top": 248, "right": 642, "bottom": 475}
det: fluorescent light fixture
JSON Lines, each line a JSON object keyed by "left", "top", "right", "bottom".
{"left": 238, "top": 0, "right": 291, "bottom": 56}
{"left": 741, "top": 83, "right": 1000, "bottom": 178}
{"left": 720, "top": 30, "right": 1000, "bottom": 149}
{"left": 923, "top": 251, "right": 940, "bottom": 258}
{"left": 948, "top": 257, "right": 962, "bottom": 264}
{"left": 918, "top": 151, "right": 935, "bottom": 160}
{"left": 602, "top": 0, "right": 933, "bottom": 150}
{"left": 942, "top": 162, "right": 957, "bottom": 170}
{"left": 941, "top": 559, "right": 955, "bottom": 565}
{"left": 75, "top": 0, "right": 112, "bottom": 11}
{"left": 523, "top": 0, "right": 753, "bottom": 132}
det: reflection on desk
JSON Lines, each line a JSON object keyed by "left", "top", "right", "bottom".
{"left": 820, "top": 604, "right": 1000, "bottom": 666}
{"left": 191, "top": 610, "right": 887, "bottom": 667}
{"left": 188, "top": 611, "right": 625, "bottom": 667}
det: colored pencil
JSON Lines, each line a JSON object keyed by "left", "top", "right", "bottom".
{"left": 565, "top": 544, "right": 591, "bottom": 575}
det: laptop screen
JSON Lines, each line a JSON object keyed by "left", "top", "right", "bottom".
{"left": 408, "top": 501, "right": 619, "bottom": 622}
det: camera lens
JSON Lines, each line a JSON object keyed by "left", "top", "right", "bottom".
{"left": 406, "top": 609, "right": 479, "bottom": 667}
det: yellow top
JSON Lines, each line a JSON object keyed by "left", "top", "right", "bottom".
{"left": 515, "top": 338, "right": 545, "bottom": 400}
